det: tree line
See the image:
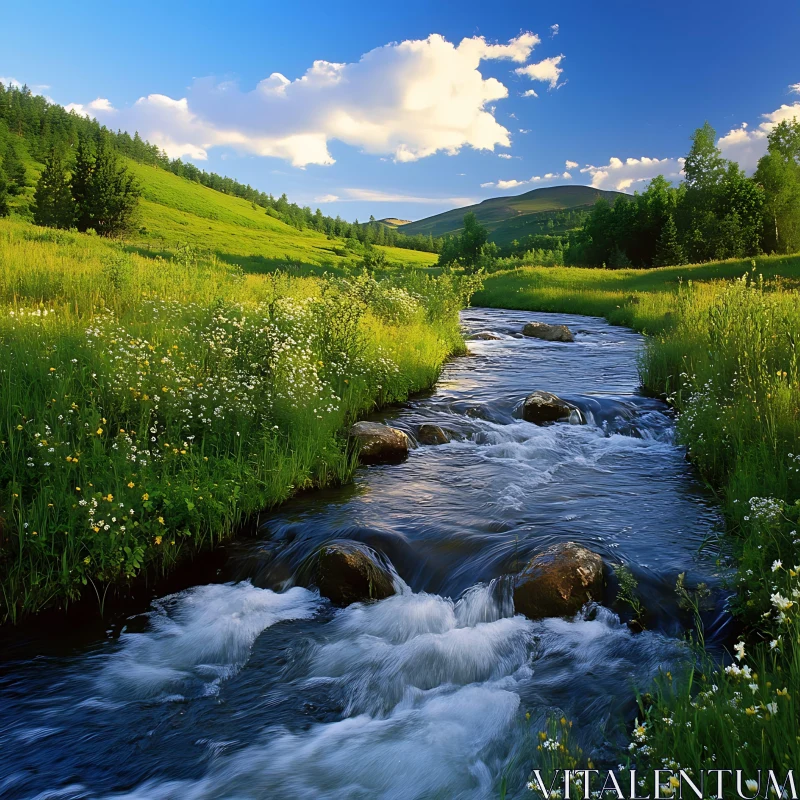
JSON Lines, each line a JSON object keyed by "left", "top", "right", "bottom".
{"left": 567, "top": 120, "right": 800, "bottom": 268}
{"left": 0, "top": 82, "right": 439, "bottom": 251}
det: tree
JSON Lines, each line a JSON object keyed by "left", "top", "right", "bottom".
{"left": 754, "top": 120, "right": 800, "bottom": 253}
{"left": 71, "top": 135, "right": 95, "bottom": 231}
{"left": 33, "top": 148, "right": 73, "bottom": 228}
{"left": 71, "top": 133, "right": 141, "bottom": 236}
{"left": 0, "top": 164, "right": 10, "bottom": 217}
{"left": 653, "top": 214, "right": 686, "bottom": 266}
{"left": 2, "top": 140, "right": 26, "bottom": 195}
{"left": 437, "top": 212, "right": 492, "bottom": 272}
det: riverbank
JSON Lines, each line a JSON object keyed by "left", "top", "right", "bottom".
{"left": 475, "top": 258, "right": 800, "bottom": 781}
{"left": 0, "top": 219, "right": 477, "bottom": 623}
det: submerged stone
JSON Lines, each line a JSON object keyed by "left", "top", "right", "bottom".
{"left": 302, "top": 540, "right": 396, "bottom": 607}
{"left": 513, "top": 542, "right": 604, "bottom": 620}
{"left": 467, "top": 331, "right": 503, "bottom": 340}
{"left": 416, "top": 424, "right": 451, "bottom": 445}
{"left": 349, "top": 421, "right": 410, "bottom": 464}
{"left": 522, "top": 321, "right": 574, "bottom": 342}
{"left": 521, "top": 390, "right": 580, "bottom": 425}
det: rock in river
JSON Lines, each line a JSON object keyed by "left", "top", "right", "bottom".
{"left": 302, "top": 540, "right": 397, "bottom": 607}
{"left": 522, "top": 321, "right": 574, "bottom": 342}
{"left": 349, "top": 421, "right": 410, "bottom": 464}
{"left": 513, "top": 542, "right": 604, "bottom": 620}
{"left": 467, "top": 331, "right": 503, "bottom": 341}
{"left": 417, "top": 424, "right": 451, "bottom": 445}
{"left": 521, "top": 390, "right": 580, "bottom": 425}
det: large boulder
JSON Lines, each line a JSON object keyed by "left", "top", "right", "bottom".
{"left": 302, "top": 541, "right": 396, "bottom": 607}
{"left": 521, "top": 391, "right": 581, "bottom": 425}
{"left": 467, "top": 331, "right": 503, "bottom": 341}
{"left": 417, "top": 424, "right": 451, "bottom": 445}
{"left": 513, "top": 542, "right": 604, "bottom": 619}
{"left": 349, "top": 421, "right": 409, "bottom": 464}
{"left": 522, "top": 321, "right": 574, "bottom": 342}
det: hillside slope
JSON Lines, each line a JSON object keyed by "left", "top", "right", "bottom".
{"left": 6, "top": 145, "right": 437, "bottom": 273}
{"left": 402, "top": 185, "right": 626, "bottom": 245}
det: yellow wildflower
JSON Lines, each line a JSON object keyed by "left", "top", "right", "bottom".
{"left": 127, "top": 482, "right": 135, "bottom": 489}
{"left": 154, "top": 536, "right": 162, "bottom": 545}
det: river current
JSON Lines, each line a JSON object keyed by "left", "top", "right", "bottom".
{"left": 0, "top": 308, "right": 729, "bottom": 799}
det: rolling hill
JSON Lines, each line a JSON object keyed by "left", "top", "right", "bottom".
{"left": 400, "top": 185, "right": 627, "bottom": 246}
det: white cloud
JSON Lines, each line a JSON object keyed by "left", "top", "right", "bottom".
{"left": 498, "top": 153, "right": 513, "bottom": 159}
{"left": 315, "top": 194, "right": 340, "bottom": 203}
{"left": 65, "top": 97, "right": 117, "bottom": 116}
{"left": 335, "top": 187, "right": 476, "bottom": 205}
{"left": 66, "top": 33, "right": 542, "bottom": 167}
{"left": 521, "top": 89, "right": 538, "bottom": 98}
{"left": 718, "top": 101, "right": 800, "bottom": 171}
{"left": 789, "top": 83, "right": 800, "bottom": 95}
{"left": 579, "top": 156, "right": 684, "bottom": 192}
{"left": 550, "top": 24, "right": 559, "bottom": 38}
{"left": 519, "top": 128, "right": 531, "bottom": 134}
{"left": 515, "top": 55, "right": 565, "bottom": 90}
{"left": 481, "top": 169, "right": 572, "bottom": 190}
{"left": 565, "top": 159, "right": 578, "bottom": 169}
{"left": 1, "top": 76, "right": 53, "bottom": 101}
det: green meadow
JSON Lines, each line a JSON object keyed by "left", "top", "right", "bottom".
{"left": 0, "top": 215, "right": 465, "bottom": 622}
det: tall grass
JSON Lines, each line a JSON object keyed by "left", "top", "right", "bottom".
{"left": 0, "top": 218, "right": 472, "bottom": 622}
{"left": 477, "top": 259, "right": 800, "bottom": 782}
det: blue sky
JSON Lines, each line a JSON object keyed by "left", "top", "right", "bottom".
{"left": 3, "top": 0, "right": 799, "bottom": 221}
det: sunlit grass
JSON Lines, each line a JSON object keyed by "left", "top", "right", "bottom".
{"left": 0, "top": 217, "right": 466, "bottom": 622}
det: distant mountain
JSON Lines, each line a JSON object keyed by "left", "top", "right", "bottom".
{"left": 401, "top": 185, "right": 627, "bottom": 245}
{"left": 376, "top": 217, "right": 412, "bottom": 228}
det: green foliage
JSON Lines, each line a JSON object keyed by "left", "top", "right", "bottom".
{"left": 0, "top": 164, "right": 9, "bottom": 217}
{"left": 32, "top": 148, "right": 73, "bottom": 228}
{"left": 2, "top": 140, "right": 26, "bottom": 195}
{"left": 438, "top": 212, "right": 495, "bottom": 273}
{"left": 613, "top": 563, "right": 645, "bottom": 625}
{"left": 755, "top": 119, "right": 800, "bottom": 254}
{"left": 653, "top": 214, "right": 685, "bottom": 266}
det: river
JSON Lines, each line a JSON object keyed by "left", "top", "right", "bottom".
{"left": 0, "top": 308, "right": 730, "bottom": 799}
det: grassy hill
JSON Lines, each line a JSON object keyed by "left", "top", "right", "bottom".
{"left": 6, "top": 146, "right": 437, "bottom": 274}
{"left": 377, "top": 217, "right": 412, "bottom": 229}
{"left": 402, "top": 184, "right": 626, "bottom": 245}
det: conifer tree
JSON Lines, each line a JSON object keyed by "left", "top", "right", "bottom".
{"left": 653, "top": 214, "right": 686, "bottom": 266}
{"left": 2, "top": 141, "right": 26, "bottom": 195}
{"left": 33, "top": 148, "right": 73, "bottom": 228}
{"left": 0, "top": 164, "right": 10, "bottom": 217}
{"left": 71, "top": 134, "right": 95, "bottom": 231}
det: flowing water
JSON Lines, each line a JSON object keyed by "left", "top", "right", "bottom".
{"left": 0, "top": 309, "right": 730, "bottom": 800}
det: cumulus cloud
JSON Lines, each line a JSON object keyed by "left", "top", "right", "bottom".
{"left": 65, "top": 97, "right": 117, "bottom": 116}
{"left": 521, "top": 89, "right": 538, "bottom": 98}
{"left": 515, "top": 55, "right": 565, "bottom": 90}
{"left": 66, "top": 32, "right": 542, "bottom": 167}
{"left": 550, "top": 24, "right": 559, "bottom": 38}
{"left": 580, "top": 156, "right": 684, "bottom": 192}
{"left": 315, "top": 194, "right": 340, "bottom": 203}
{"left": 498, "top": 153, "right": 513, "bottom": 159}
{"left": 565, "top": 159, "right": 578, "bottom": 169}
{"left": 718, "top": 100, "right": 800, "bottom": 171}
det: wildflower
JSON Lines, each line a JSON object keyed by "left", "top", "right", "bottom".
{"left": 765, "top": 702, "right": 778, "bottom": 716}
{"left": 776, "top": 687, "right": 790, "bottom": 698}
{"left": 96, "top": 427, "right": 103, "bottom": 435}
{"left": 154, "top": 536, "right": 162, "bottom": 545}
{"left": 127, "top": 482, "right": 135, "bottom": 488}
{"left": 770, "top": 638, "right": 781, "bottom": 650}
{"left": 158, "top": 516, "right": 164, "bottom": 525}
{"left": 734, "top": 641, "right": 745, "bottom": 661}
{"left": 142, "top": 493, "right": 149, "bottom": 501}
{"left": 746, "top": 781, "right": 759, "bottom": 793}
{"left": 771, "top": 593, "right": 793, "bottom": 612}
{"left": 772, "top": 560, "right": 783, "bottom": 572}
{"left": 745, "top": 706, "right": 758, "bottom": 716}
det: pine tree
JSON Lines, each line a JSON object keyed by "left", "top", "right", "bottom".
{"left": 71, "top": 134, "right": 95, "bottom": 231}
{"left": 653, "top": 215, "right": 686, "bottom": 266}
{"left": 84, "top": 134, "right": 141, "bottom": 236}
{"left": 2, "top": 141, "right": 27, "bottom": 195}
{"left": 33, "top": 148, "right": 74, "bottom": 228}
{"left": 0, "top": 164, "right": 10, "bottom": 217}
